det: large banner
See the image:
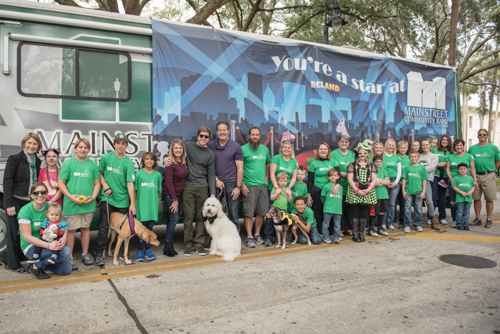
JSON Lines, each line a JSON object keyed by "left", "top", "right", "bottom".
{"left": 152, "top": 20, "right": 455, "bottom": 161}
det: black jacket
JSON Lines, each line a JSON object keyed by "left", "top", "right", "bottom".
{"left": 3, "top": 151, "right": 41, "bottom": 208}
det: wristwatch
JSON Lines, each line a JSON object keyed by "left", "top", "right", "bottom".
{"left": 236, "top": 185, "right": 241, "bottom": 189}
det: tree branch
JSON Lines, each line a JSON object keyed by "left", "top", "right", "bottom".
{"left": 284, "top": 9, "right": 324, "bottom": 39}
{"left": 462, "top": 49, "right": 500, "bottom": 78}
{"left": 460, "top": 61, "right": 500, "bottom": 82}
{"left": 242, "top": 0, "right": 263, "bottom": 31}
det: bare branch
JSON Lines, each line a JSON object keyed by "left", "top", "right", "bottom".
{"left": 284, "top": 9, "right": 324, "bottom": 39}
{"left": 242, "top": 0, "right": 263, "bottom": 31}
{"left": 462, "top": 49, "right": 500, "bottom": 78}
{"left": 460, "top": 61, "right": 500, "bottom": 82}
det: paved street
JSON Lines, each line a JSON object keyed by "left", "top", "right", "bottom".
{"left": 1, "top": 195, "right": 500, "bottom": 334}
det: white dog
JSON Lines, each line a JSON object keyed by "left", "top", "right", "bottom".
{"left": 202, "top": 198, "right": 241, "bottom": 262}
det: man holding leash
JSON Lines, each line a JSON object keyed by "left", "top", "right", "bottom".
{"left": 469, "top": 129, "right": 500, "bottom": 228}
{"left": 208, "top": 121, "right": 244, "bottom": 232}
{"left": 241, "top": 127, "right": 271, "bottom": 248}
{"left": 94, "top": 133, "right": 136, "bottom": 266}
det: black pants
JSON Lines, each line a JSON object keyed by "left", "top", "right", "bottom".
{"left": 340, "top": 195, "right": 352, "bottom": 232}
{"left": 311, "top": 185, "right": 325, "bottom": 235}
{"left": 5, "top": 197, "right": 30, "bottom": 269}
{"left": 95, "top": 201, "right": 128, "bottom": 253}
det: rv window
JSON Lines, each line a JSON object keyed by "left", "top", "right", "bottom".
{"left": 18, "top": 43, "right": 131, "bottom": 102}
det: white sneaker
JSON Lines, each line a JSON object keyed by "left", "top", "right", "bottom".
{"left": 378, "top": 229, "right": 389, "bottom": 236}
{"left": 368, "top": 229, "right": 378, "bottom": 237}
{"left": 452, "top": 221, "right": 457, "bottom": 228}
{"left": 416, "top": 226, "right": 423, "bottom": 232}
{"left": 439, "top": 219, "right": 448, "bottom": 225}
{"left": 404, "top": 227, "right": 411, "bottom": 233}
{"left": 426, "top": 219, "right": 431, "bottom": 225}
{"left": 389, "top": 225, "right": 396, "bottom": 230}
{"left": 382, "top": 225, "right": 387, "bottom": 230}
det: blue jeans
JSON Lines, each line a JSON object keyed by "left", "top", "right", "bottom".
{"left": 297, "top": 226, "right": 322, "bottom": 245}
{"left": 216, "top": 181, "right": 240, "bottom": 232}
{"left": 404, "top": 194, "right": 423, "bottom": 227}
{"left": 386, "top": 181, "right": 400, "bottom": 227}
{"left": 25, "top": 245, "right": 71, "bottom": 275}
{"left": 455, "top": 202, "right": 471, "bottom": 227}
{"left": 163, "top": 194, "right": 182, "bottom": 244}
{"left": 323, "top": 213, "right": 341, "bottom": 239}
{"left": 137, "top": 220, "right": 155, "bottom": 250}
{"left": 432, "top": 176, "right": 448, "bottom": 221}
{"left": 424, "top": 180, "right": 435, "bottom": 216}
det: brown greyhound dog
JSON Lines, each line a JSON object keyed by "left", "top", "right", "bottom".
{"left": 266, "top": 206, "right": 312, "bottom": 249}
{"left": 107, "top": 213, "right": 160, "bottom": 266}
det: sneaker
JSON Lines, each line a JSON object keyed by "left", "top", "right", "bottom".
{"left": 416, "top": 226, "right": 423, "bottom": 232}
{"left": 135, "top": 249, "right": 144, "bottom": 262}
{"left": 27, "top": 257, "right": 40, "bottom": 264}
{"left": 183, "top": 248, "right": 192, "bottom": 257}
{"left": 470, "top": 218, "right": 482, "bottom": 226}
{"left": 94, "top": 252, "right": 104, "bottom": 266}
{"left": 404, "top": 227, "right": 411, "bottom": 233}
{"left": 47, "top": 257, "right": 56, "bottom": 265}
{"left": 264, "top": 239, "right": 272, "bottom": 247}
{"left": 389, "top": 225, "right": 395, "bottom": 230}
{"left": 368, "top": 229, "right": 378, "bottom": 237}
{"left": 334, "top": 238, "right": 340, "bottom": 244}
{"left": 144, "top": 249, "right": 156, "bottom": 261}
{"left": 81, "top": 253, "right": 94, "bottom": 266}
{"left": 439, "top": 219, "right": 448, "bottom": 225}
{"left": 382, "top": 225, "right": 387, "bottom": 230}
{"left": 246, "top": 237, "right": 256, "bottom": 248}
{"left": 485, "top": 219, "right": 493, "bottom": 228}
{"left": 338, "top": 237, "right": 343, "bottom": 241}
{"left": 253, "top": 234, "right": 264, "bottom": 245}
{"left": 457, "top": 226, "right": 464, "bottom": 230}
{"left": 27, "top": 264, "right": 50, "bottom": 280}
{"left": 438, "top": 180, "right": 448, "bottom": 188}
{"left": 426, "top": 219, "right": 431, "bottom": 225}
{"left": 323, "top": 238, "right": 333, "bottom": 244}
{"left": 69, "top": 257, "right": 79, "bottom": 271}
{"left": 464, "top": 226, "right": 470, "bottom": 231}
{"left": 378, "top": 229, "right": 389, "bottom": 236}
{"left": 452, "top": 221, "right": 457, "bottom": 228}
{"left": 197, "top": 247, "right": 207, "bottom": 256}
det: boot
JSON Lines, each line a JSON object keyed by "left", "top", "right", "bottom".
{"left": 163, "top": 243, "right": 176, "bottom": 257}
{"left": 351, "top": 218, "right": 360, "bottom": 242}
{"left": 430, "top": 215, "right": 440, "bottom": 230}
{"left": 359, "top": 218, "right": 367, "bottom": 242}
{"left": 171, "top": 243, "right": 178, "bottom": 256}
{"left": 352, "top": 232, "right": 361, "bottom": 242}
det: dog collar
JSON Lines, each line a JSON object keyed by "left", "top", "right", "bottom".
{"left": 139, "top": 227, "right": 145, "bottom": 239}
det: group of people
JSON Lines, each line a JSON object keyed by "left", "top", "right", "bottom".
{"left": 3, "top": 125, "right": 499, "bottom": 280}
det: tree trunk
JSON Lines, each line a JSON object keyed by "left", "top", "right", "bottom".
{"left": 463, "top": 92, "right": 469, "bottom": 147}
{"left": 186, "top": 0, "right": 232, "bottom": 25}
{"left": 494, "top": 93, "right": 500, "bottom": 145}
{"left": 448, "top": 0, "right": 460, "bottom": 67}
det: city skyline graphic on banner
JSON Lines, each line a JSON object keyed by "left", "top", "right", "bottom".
{"left": 152, "top": 20, "right": 456, "bottom": 149}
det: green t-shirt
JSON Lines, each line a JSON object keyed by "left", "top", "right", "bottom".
{"left": 18, "top": 202, "right": 49, "bottom": 252}
{"left": 448, "top": 153, "right": 475, "bottom": 179}
{"left": 453, "top": 175, "right": 474, "bottom": 203}
{"left": 403, "top": 164, "right": 428, "bottom": 195}
{"left": 469, "top": 143, "right": 500, "bottom": 173}
{"left": 331, "top": 149, "right": 355, "bottom": 190}
{"left": 242, "top": 143, "right": 271, "bottom": 186}
{"left": 296, "top": 206, "right": 316, "bottom": 228}
{"left": 375, "top": 168, "right": 389, "bottom": 200}
{"left": 383, "top": 154, "right": 401, "bottom": 178}
{"left": 268, "top": 155, "right": 298, "bottom": 190}
{"left": 435, "top": 150, "right": 450, "bottom": 177}
{"left": 99, "top": 152, "right": 136, "bottom": 208}
{"left": 59, "top": 157, "right": 100, "bottom": 215}
{"left": 288, "top": 181, "right": 308, "bottom": 213}
{"left": 430, "top": 147, "right": 437, "bottom": 154}
{"left": 271, "top": 187, "right": 289, "bottom": 210}
{"left": 321, "top": 183, "right": 343, "bottom": 214}
{"left": 135, "top": 169, "right": 162, "bottom": 222}
{"left": 399, "top": 154, "right": 411, "bottom": 175}
{"left": 308, "top": 159, "right": 339, "bottom": 190}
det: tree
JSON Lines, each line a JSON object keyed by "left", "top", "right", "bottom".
{"left": 54, "top": 0, "right": 151, "bottom": 15}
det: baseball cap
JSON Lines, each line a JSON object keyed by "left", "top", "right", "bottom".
{"left": 372, "top": 154, "right": 383, "bottom": 162}
{"left": 457, "top": 162, "right": 468, "bottom": 169}
{"left": 114, "top": 133, "right": 129, "bottom": 143}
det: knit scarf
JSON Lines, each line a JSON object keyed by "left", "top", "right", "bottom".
{"left": 23, "top": 148, "right": 37, "bottom": 195}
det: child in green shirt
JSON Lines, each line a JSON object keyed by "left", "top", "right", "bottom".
{"left": 372, "top": 155, "right": 390, "bottom": 236}
{"left": 452, "top": 163, "right": 475, "bottom": 230}
{"left": 291, "top": 196, "right": 321, "bottom": 245}
{"left": 321, "top": 169, "right": 343, "bottom": 244}
{"left": 270, "top": 172, "right": 291, "bottom": 211}
{"left": 397, "top": 140, "right": 410, "bottom": 229}
{"left": 402, "top": 150, "right": 428, "bottom": 233}
{"left": 289, "top": 166, "right": 308, "bottom": 213}
{"left": 135, "top": 152, "right": 162, "bottom": 262}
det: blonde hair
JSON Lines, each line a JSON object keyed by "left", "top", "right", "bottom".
{"left": 74, "top": 138, "right": 91, "bottom": 150}
{"left": 276, "top": 172, "right": 289, "bottom": 183}
{"left": 21, "top": 132, "right": 42, "bottom": 152}
{"left": 46, "top": 203, "right": 63, "bottom": 218}
{"left": 356, "top": 148, "right": 370, "bottom": 163}
{"left": 168, "top": 139, "right": 186, "bottom": 165}
{"left": 279, "top": 141, "right": 295, "bottom": 158}
{"left": 397, "top": 140, "right": 408, "bottom": 148}
{"left": 384, "top": 139, "right": 397, "bottom": 155}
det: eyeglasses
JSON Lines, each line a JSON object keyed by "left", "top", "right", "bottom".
{"left": 32, "top": 191, "right": 48, "bottom": 196}
{"left": 199, "top": 134, "right": 210, "bottom": 139}
{"left": 478, "top": 133, "right": 488, "bottom": 137}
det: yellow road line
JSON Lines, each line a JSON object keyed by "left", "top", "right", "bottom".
{"left": 406, "top": 234, "right": 500, "bottom": 242}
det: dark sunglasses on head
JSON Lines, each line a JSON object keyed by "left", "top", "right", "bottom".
{"left": 199, "top": 134, "right": 210, "bottom": 139}
{"left": 32, "top": 190, "right": 48, "bottom": 196}
{"left": 478, "top": 133, "right": 488, "bottom": 137}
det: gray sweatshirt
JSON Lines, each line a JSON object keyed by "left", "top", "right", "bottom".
{"left": 419, "top": 153, "right": 439, "bottom": 181}
{"left": 184, "top": 141, "right": 216, "bottom": 196}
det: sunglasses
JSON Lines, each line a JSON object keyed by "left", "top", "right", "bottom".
{"left": 32, "top": 190, "right": 48, "bottom": 196}
{"left": 199, "top": 134, "right": 210, "bottom": 139}
{"left": 478, "top": 133, "right": 488, "bottom": 137}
